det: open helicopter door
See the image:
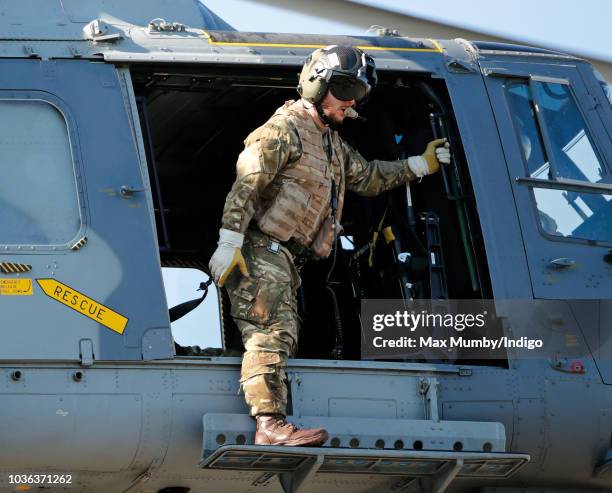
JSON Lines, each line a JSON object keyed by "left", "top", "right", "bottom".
{"left": 0, "top": 60, "right": 172, "bottom": 362}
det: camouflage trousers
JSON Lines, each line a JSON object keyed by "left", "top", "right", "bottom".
{"left": 225, "top": 229, "right": 301, "bottom": 417}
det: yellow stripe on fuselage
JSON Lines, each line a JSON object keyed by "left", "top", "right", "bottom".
{"left": 200, "top": 32, "right": 443, "bottom": 54}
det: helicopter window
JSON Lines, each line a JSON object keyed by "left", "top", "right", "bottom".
{"left": 532, "top": 81, "right": 607, "bottom": 182}
{"left": 506, "top": 80, "right": 612, "bottom": 244}
{"left": 340, "top": 235, "right": 355, "bottom": 251}
{"left": 505, "top": 82, "right": 550, "bottom": 179}
{"left": 507, "top": 81, "right": 605, "bottom": 183}
{"left": 532, "top": 188, "right": 612, "bottom": 243}
{"left": 162, "top": 267, "right": 222, "bottom": 351}
{"left": 0, "top": 99, "right": 81, "bottom": 246}
{"left": 506, "top": 80, "right": 607, "bottom": 182}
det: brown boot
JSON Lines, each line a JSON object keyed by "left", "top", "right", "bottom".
{"left": 255, "top": 414, "right": 328, "bottom": 447}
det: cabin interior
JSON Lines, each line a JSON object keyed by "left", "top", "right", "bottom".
{"left": 130, "top": 63, "right": 503, "bottom": 365}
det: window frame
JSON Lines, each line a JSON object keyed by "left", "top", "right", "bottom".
{"left": 0, "top": 91, "right": 88, "bottom": 252}
{"left": 502, "top": 76, "right": 612, "bottom": 247}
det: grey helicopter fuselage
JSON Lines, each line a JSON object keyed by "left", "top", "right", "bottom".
{"left": 0, "top": 2, "right": 611, "bottom": 493}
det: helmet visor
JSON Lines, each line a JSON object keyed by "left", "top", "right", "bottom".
{"left": 328, "top": 75, "right": 370, "bottom": 102}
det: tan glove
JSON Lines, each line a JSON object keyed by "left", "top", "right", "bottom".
{"left": 209, "top": 229, "right": 249, "bottom": 286}
{"left": 407, "top": 138, "right": 451, "bottom": 177}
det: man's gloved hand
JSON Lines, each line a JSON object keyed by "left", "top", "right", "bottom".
{"left": 407, "top": 138, "right": 451, "bottom": 178}
{"left": 209, "top": 229, "right": 249, "bottom": 286}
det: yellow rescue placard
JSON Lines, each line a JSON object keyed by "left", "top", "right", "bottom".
{"left": 36, "top": 279, "right": 128, "bottom": 334}
{"left": 0, "top": 278, "right": 33, "bottom": 295}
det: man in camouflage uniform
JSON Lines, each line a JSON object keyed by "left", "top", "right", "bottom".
{"left": 210, "top": 45, "right": 450, "bottom": 446}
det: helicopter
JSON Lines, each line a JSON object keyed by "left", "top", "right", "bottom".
{"left": 0, "top": 1, "right": 611, "bottom": 492}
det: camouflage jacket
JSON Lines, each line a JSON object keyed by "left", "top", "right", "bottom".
{"left": 221, "top": 99, "right": 417, "bottom": 236}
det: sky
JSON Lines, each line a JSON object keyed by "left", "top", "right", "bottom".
{"left": 203, "top": 0, "right": 611, "bottom": 62}
{"left": 353, "top": 0, "right": 611, "bottom": 61}
{"left": 163, "top": 267, "right": 221, "bottom": 349}
{"left": 169, "top": 0, "right": 611, "bottom": 350}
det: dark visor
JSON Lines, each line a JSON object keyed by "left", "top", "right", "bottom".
{"left": 328, "top": 76, "right": 370, "bottom": 102}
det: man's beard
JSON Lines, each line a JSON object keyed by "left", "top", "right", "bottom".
{"left": 315, "top": 101, "right": 343, "bottom": 130}
{"left": 324, "top": 111, "right": 344, "bottom": 130}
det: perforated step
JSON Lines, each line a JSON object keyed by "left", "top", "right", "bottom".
{"left": 200, "top": 414, "right": 529, "bottom": 493}
{"left": 201, "top": 444, "right": 529, "bottom": 478}
{"left": 200, "top": 444, "right": 529, "bottom": 493}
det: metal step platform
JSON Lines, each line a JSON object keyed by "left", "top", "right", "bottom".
{"left": 200, "top": 445, "right": 529, "bottom": 493}
{"left": 200, "top": 414, "right": 530, "bottom": 493}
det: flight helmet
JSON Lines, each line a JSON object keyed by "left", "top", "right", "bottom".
{"left": 298, "top": 45, "right": 377, "bottom": 104}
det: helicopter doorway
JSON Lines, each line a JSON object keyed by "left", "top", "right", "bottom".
{"left": 129, "top": 63, "right": 499, "bottom": 365}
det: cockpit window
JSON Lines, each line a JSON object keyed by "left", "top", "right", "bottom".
{"left": 532, "top": 188, "right": 612, "bottom": 243}
{"left": 505, "top": 80, "right": 612, "bottom": 244}
{"left": 505, "top": 82, "right": 550, "bottom": 179}
{"left": 533, "top": 81, "right": 606, "bottom": 183}
{"left": 506, "top": 80, "right": 606, "bottom": 183}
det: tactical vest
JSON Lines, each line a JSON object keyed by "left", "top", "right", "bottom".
{"left": 254, "top": 100, "right": 345, "bottom": 258}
